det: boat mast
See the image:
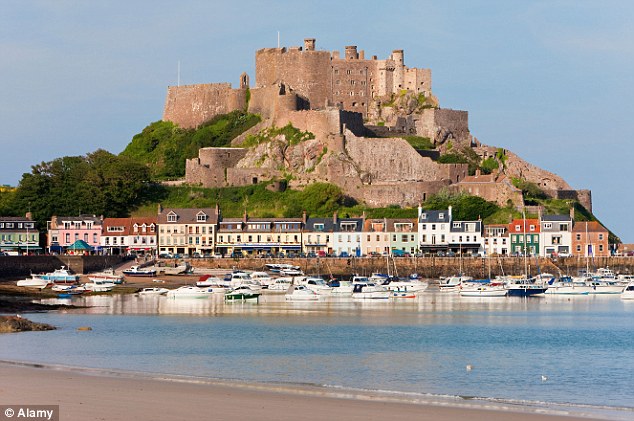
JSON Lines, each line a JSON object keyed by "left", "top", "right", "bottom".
{"left": 523, "top": 210, "right": 528, "bottom": 278}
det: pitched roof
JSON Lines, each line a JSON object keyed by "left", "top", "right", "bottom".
{"left": 158, "top": 208, "right": 219, "bottom": 224}
{"left": 508, "top": 219, "right": 540, "bottom": 233}
{"left": 102, "top": 217, "right": 157, "bottom": 236}
{"left": 419, "top": 209, "right": 450, "bottom": 223}
{"left": 572, "top": 221, "right": 608, "bottom": 233}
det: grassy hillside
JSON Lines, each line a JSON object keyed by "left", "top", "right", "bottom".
{"left": 120, "top": 111, "right": 260, "bottom": 180}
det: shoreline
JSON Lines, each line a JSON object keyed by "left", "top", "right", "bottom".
{"left": 0, "top": 360, "right": 619, "bottom": 421}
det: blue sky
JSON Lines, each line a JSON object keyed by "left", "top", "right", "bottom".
{"left": 1, "top": 1, "right": 633, "bottom": 242}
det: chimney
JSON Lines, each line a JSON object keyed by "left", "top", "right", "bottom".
{"left": 448, "top": 206, "right": 453, "bottom": 221}
{"left": 243, "top": 209, "right": 248, "bottom": 223}
{"left": 361, "top": 211, "right": 366, "bottom": 220}
{"left": 359, "top": 50, "right": 365, "bottom": 60}
{"left": 25, "top": 212, "right": 32, "bottom": 220}
{"left": 157, "top": 203, "right": 163, "bottom": 215}
{"left": 569, "top": 206, "right": 575, "bottom": 221}
{"left": 302, "top": 210, "right": 307, "bottom": 224}
{"left": 215, "top": 203, "right": 221, "bottom": 220}
{"left": 417, "top": 204, "right": 423, "bottom": 218}
{"left": 333, "top": 211, "right": 338, "bottom": 225}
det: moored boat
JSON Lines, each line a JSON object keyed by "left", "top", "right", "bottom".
{"left": 123, "top": 265, "right": 157, "bottom": 277}
{"left": 16, "top": 275, "right": 50, "bottom": 289}
{"left": 166, "top": 286, "right": 211, "bottom": 298}
{"left": 621, "top": 282, "right": 634, "bottom": 300}
{"left": 459, "top": 283, "right": 507, "bottom": 297}
{"left": 40, "top": 266, "right": 80, "bottom": 284}
{"left": 84, "top": 279, "right": 115, "bottom": 292}
{"left": 504, "top": 276, "right": 548, "bottom": 297}
{"left": 225, "top": 285, "right": 260, "bottom": 302}
{"left": 285, "top": 285, "right": 320, "bottom": 301}
{"left": 138, "top": 287, "right": 170, "bottom": 295}
{"left": 88, "top": 268, "right": 124, "bottom": 284}
{"left": 351, "top": 282, "right": 391, "bottom": 300}
{"left": 545, "top": 276, "right": 592, "bottom": 295}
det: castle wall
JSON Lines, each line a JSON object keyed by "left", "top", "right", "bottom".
{"left": 404, "top": 67, "right": 432, "bottom": 96}
{"left": 248, "top": 85, "right": 303, "bottom": 119}
{"left": 163, "top": 83, "right": 246, "bottom": 129}
{"left": 359, "top": 181, "right": 450, "bottom": 207}
{"left": 451, "top": 179, "right": 524, "bottom": 208}
{"left": 255, "top": 48, "right": 332, "bottom": 110}
{"left": 415, "top": 108, "right": 470, "bottom": 145}
{"left": 343, "top": 133, "right": 450, "bottom": 183}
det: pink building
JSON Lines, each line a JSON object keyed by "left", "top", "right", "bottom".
{"left": 362, "top": 219, "right": 390, "bottom": 256}
{"left": 47, "top": 215, "right": 103, "bottom": 254}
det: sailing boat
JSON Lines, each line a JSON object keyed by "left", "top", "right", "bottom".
{"left": 504, "top": 211, "right": 548, "bottom": 296}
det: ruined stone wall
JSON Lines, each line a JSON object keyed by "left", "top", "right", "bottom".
{"left": 255, "top": 48, "right": 332, "bottom": 110}
{"left": 226, "top": 168, "right": 282, "bottom": 187}
{"left": 546, "top": 189, "right": 593, "bottom": 213}
{"left": 163, "top": 83, "right": 246, "bottom": 129}
{"left": 185, "top": 148, "right": 248, "bottom": 187}
{"left": 415, "top": 108, "right": 470, "bottom": 145}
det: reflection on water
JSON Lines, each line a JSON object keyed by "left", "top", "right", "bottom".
{"left": 42, "top": 290, "right": 628, "bottom": 319}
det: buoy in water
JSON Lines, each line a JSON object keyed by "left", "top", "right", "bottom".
{"left": 77, "top": 326, "right": 92, "bottom": 331}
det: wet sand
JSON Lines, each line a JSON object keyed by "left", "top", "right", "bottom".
{"left": 0, "top": 361, "right": 603, "bottom": 421}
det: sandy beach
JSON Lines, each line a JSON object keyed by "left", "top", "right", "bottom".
{"left": 0, "top": 361, "right": 604, "bottom": 421}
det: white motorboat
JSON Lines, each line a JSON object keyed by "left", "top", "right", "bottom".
{"left": 302, "top": 277, "right": 333, "bottom": 295}
{"left": 328, "top": 280, "right": 353, "bottom": 295}
{"left": 228, "top": 271, "right": 263, "bottom": 290}
{"left": 250, "top": 271, "right": 274, "bottom": 287}
{"left": 586, "top": 279, "right": 626, "bottom": 294}
{"left": 84, "top": 279, "right": 115, "bottom": 292}
{"left": 267, "top": 277, "right": 294, "bottom": 292}
{"left": 166, "top": 286, "right": 212, "bottom": 298}
{"left": 545, "top": 276, "right": 592, "bottom": 295}
{"left": 459, "top": 283, "right": 507, "bottom": 297}
{"left": 437, "top": 275, "right": 471, "bottom": 293}
{"left": 88, "top": 268, "right": 124, "bottom": 284}
{"left": 159, "top": 262, "right": 191, "bottom": 276}
{"left": 621, "top": 282, "right": 634, "bottom": 300}
{"left": 16, "top": 275, "right": 49, "bottom": 289}
{"left": 351, "top": 282, "right": 391, "bottom": 300}
{"left": 379, "top": 278, "right": 428, "bottom": 293}
{"left": 285, "top": 285, "right": 320, "bottom": 301}
{"left": 138, "top": 287, "right": 169, "bottom": 295}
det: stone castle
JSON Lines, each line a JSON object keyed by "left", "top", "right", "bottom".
{"left": 162, "top": 38, "right": 591, "bottom": 212}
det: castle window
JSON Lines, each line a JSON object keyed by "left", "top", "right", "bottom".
{"left": 335, "top": 80, "right": 340, "bottom": 85}
{"left": 349, "top": 92, "right": 354, "bottom": 96}
{"left": 350, "top": 80, "right": 356, "bottom": 85}
{"left": 252, "top": 177, "right": 258, "bottom": 184}
{"left": 346, "top": 70, "right": 351, "bottom": 75}
{"left": 334, "top": 69, "right": 339, "bottom": 75}
{"left": 352, "top": 102, "right": 357, "bottom": 107}
{"left": 360, "top": 70, "right": 364, "bottom": 75}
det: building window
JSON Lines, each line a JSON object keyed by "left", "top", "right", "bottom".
{"left": 167, "top": 213, "right": 177, "bottom": 222}
{"left": 544, "top": 223, "right": 552, "bottom": 229}
{"left": 576, "top": 234, "right": 581, "bottom": 241}
{"left": 576, "top": 245, "right": 581, "bottom": 252}
{"left": 598, "top": 234, "right": 604, "bottom": 240}
{"left": 599, "top": 244, "right": 604, "bottom": 252}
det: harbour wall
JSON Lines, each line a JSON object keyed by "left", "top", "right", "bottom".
{"left": 188, "top": 256, "right": 634, "bottom": 279}
{"left": 0, "top": 256, "right": 124, "bottom": 278}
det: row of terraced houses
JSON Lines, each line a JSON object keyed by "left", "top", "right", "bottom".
{"left": 0, "top": 206, "right": 613, "bottom": 258}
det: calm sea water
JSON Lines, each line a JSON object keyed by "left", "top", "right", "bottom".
{"left": 1, "top": 293, "right": 633, "bottom": 418}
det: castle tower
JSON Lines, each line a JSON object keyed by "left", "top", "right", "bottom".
{"left": 304, "top": 38, "right": 316, "bottom": 51}
{"left": 392, "top": 49, "right": 404, "bottom": 91}
{"left": 345, "top": 45, "right": 358, "bottom": 60}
